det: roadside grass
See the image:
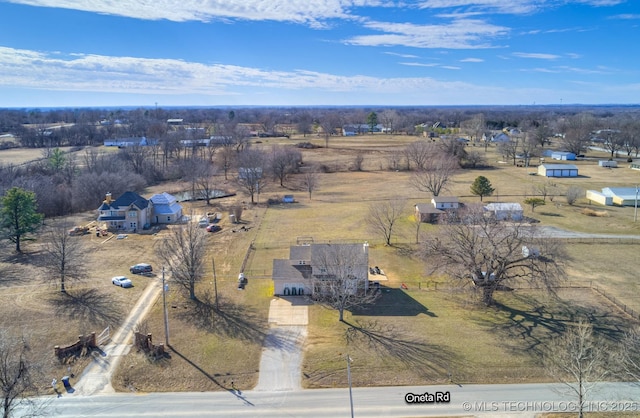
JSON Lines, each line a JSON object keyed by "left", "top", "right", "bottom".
{"left": 303, "top": 286, "right": 631, "bottom": 388}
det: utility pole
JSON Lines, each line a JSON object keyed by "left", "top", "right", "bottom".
{"left": 347, "top": 354, "right": 354, "bottom": 418}
{"left": 635, "top": 185, "right": 638, "bottom": 223}
{"left": 212, "top": 258, "right": 219, "bottom": 310}
{"left": 162, "top": 267, "right": 169, "bottom": 346}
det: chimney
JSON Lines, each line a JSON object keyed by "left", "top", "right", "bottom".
{"left": 105, "top": 192, "right": 112, "bottom": 204}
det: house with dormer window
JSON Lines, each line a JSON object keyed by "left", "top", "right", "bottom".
{"left": 97, "top": 192, "right": 152, "bottom": 232}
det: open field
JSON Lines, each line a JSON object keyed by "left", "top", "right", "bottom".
{"left": 1, "top": 134, "right": 640, "bottom": 393}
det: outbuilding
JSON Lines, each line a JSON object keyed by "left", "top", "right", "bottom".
{"left": 537, "top": 164, "right": 578, "bottom": 177}
{"left": 484, "top": 203, "right": 524, "bottom": 221}
{"left": 551, "top": 151, "right": 576, "bottom": 161}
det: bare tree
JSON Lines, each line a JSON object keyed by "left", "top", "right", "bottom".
{"left": 194, "top": 159, "right": 218, "bottom": 205}
{"left": 560, "top": 113, "right": 595, "bottom": 156}
{"left": 43, "top": 221, "right": 88, "bottom": 293}
{"left": 410, "top": 155, "right": 458, "bottom": 197}
{"left": 0, "top": 331, "right": 43, "bottom": 418}
{"left": 617, "top": 326, "right": 640, "bottom": 382}
{"left": 269, "top": 146, "right": 302, "bottom": 187}
{"left": 237, "top": 149, "right": 268, "bottom": 204}
{"left": 156, "top": 221, "right": 208, "bottom": 300}
{"left": 464, "top": 150, "right": 486, "bottom": 168}
{"left": 404, "top": 141, "right": 433, "bottom": 171}
{"left": 301, "top": 166, "right": 319, "bottom": 200}
{"left": 319, "top": 113, "right": 342, "bottom": 148}
{"left": 565, "top": 186, "right": 583, "bottom": 206}
{"left": 311, "top": 243, "right": 378, "bottom": 322}
{"left": 366, "top": 198, "right": 406, "bottom": 246}
{"left": 423, "top": 205, "right": 566, "bottom": 305}
{"left": 498, "top": 139, "right": 519, "bottom": 165}
{"left": 543, "top": 321, "right": 612, "bottom": 418}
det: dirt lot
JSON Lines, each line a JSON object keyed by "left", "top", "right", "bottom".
{"left": 2, "top": 136, "right": 640, "bottom": 393}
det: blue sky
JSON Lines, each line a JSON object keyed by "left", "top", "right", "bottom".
{"left": 0, "top": 0, "right": 638, "bottom": 107}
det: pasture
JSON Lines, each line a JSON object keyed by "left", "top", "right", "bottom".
{"left": 1, "top": 134, "right": 639, "bottom": 392}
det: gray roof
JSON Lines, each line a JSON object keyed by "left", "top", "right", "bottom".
{"left": 432, "top": 196, "right": 459, "bottom": 203}
{"left": 540, "top": 164, "right": 578, "bottom": 170}
{"left": 415, "top": 203, "right": 443, "bottom": 213}
{"left": 272, "top": 259, "right": 312, "bottom": 281}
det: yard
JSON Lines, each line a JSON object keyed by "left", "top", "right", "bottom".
{"left": 1, "top": 135, "right": 640, "bottom": 393}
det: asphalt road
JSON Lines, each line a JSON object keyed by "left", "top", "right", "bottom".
{"left": 39, "top": 382, "right": 640, "bottom": 418}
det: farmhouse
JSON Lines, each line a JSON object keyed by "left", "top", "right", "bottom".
{"left": 484, "top": 203, "right": 524, "bottom": 221}
{"left": 272, "top": 242, "right": 370, "bottom": 296}
{"left": 431, "top": 196, "right": 459, "bottom": 210}
{"left": 149, "top": 192, "right": 183, "bottom": 223}
{"left": 537, "top": 163, "right": 579, "bottom": 177}
{"left": 97, "top": 192, "right": 152, "bottom": 232}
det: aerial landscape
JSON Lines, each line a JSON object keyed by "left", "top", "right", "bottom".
{"left": 1, "top": 1, "right": 640, "bottom": 418}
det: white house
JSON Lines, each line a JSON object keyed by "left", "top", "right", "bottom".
{"left": 551, "top": 151, "right": 576, "bottom": 161}
{"left": 431, "top": 196, "right": 460, "bottom": 210}
{"left": 149, "top": 192, "right": 183, "bottom": 224}
{"left": 484, "top": 203, "right": 524, "bottom": 221}
{"left": 538, "top": 164, "right": 579, "bottom": 177}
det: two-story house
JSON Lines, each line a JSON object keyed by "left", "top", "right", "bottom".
{"left": 272, "top": 242, "right": 370, "bottom": 297}
{"left": 97, "top": 192, "right": 152, "bottom": 232}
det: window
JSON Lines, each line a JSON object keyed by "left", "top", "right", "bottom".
{"left": 128, "top": 210, "right": 137, "bottom": 218}
{"left": 167, "top": 216, "right": 171, "bottom": 222}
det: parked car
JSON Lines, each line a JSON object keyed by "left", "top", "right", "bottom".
{"left": 130, "top": 263, "right": 153, "bottom": 274}
{"left": 112, "top": 276, "right": 132, "bottom": 288}
{"left": 206, "top": 224, "right": 222, "bottom": 233}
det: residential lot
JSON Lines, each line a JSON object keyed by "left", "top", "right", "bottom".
{"left": 1, "top": 135, "right": 639, "bottom": 393}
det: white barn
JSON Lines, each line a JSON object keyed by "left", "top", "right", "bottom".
{"left": 538, "top": 164, "right": 578, "bottom": 177}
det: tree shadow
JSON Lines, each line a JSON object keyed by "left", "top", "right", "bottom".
{"left": 476, "top": 292, "right": 629, "bottom": 356}
{"left": 175, "top": 292, "right": 267, "bottom": 343}
{"left": 351, "top": 287, "right": 436, "bottom": 317}
{"left": 342, "top": 319, "right": 459, "bottom": 383}
{"left": 48, "top": 288, "right": 124, "bottom": 327}
{"left": 169, "top": 346, "right": 254, "bottom": 406}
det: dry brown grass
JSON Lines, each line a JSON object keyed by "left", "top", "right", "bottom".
{"left": 581, "top": 208, "right": 610, "bottom": 217}
{"left": 2, "top": 135, "right": 640, "bottom": 393}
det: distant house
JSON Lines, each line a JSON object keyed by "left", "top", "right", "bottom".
{"left": 491, "top": 133, "right": 512, "bottom": 143}
{"left": 97, "top": 192, "right": 152, "bottom": 232}
{"left": 414, "top": 203, "right": 443, "bottom": 223}
{"left": 103, "top": 137, "right": 158, "bottom": 147}
{"left": 538, "top": 164, "right": 579, "bottom": 177}
{"left": 484, "top": 203, "right": 523, "bottom": 221}
{"left": 149, "top": 192, "right": 183, "bottom": 224}
{"left": 551, "top": 151, "right": 576, "bottom": 161}
{"left": 431, "top": 196, "right": 459, "bottom": 210}
{"left": 272, "top": 242, "right": 370, "bottom": 296}
{"left": 598, "top": 160, "right": 618, "bottom": 168}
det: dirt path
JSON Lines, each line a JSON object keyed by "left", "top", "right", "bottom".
{"left": 72, "top": 278, "right": 162, "bottom": 395}
{"left": 254, "top": 297, "right": 309, "bottom": 391}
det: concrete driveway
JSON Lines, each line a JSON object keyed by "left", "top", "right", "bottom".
{"left": 254, "top": 297, "right": 310, "bottom": 391}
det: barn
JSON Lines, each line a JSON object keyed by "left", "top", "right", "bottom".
{"left": 551, "top": 151, "right": 576, "bottom": 161}
{"left": 538, "top": 164, "right": 578, "bottom": 177}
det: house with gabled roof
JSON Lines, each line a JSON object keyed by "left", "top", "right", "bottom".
{"left": 97, "top": 192, "right": 152, "bottom": 232}
{"left": 272, "top": 242, "right": 370, "bottom": 296}
{"left": 149, "top": 192, "right": 183, "bottom": 224}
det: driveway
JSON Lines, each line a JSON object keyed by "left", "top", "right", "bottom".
{"left": 254, "top": 297, "right": 310, "bottom": 391}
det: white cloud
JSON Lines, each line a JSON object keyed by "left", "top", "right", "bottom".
{"left": 384, "top": 52, "right": 420, "bottom": 58}
{"left": 399, "top": 62, "right": 439, "bottom": 67}
{"left": 513, "top": 52, "right": 561, "bottom": 60}
{"left": 460, "top": 57, "right": 484, "bottom": 62}
{"left": 4, "top": 0, "right": 373, "bottom": 27}
{"left": 346, "top": 19, "right": 509, "bottom": 49}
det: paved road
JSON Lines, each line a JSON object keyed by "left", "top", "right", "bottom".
{"left": 39, "top": 382, "right": 640, "bottom": 417}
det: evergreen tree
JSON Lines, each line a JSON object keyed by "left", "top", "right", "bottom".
{"left": 470, "top": 176, "right": 494, "bottom": 202}
{"left": 367, "top": 112, "right": 378, "bottom": 133}
{"left": 0, "top": 187, "right": 44, "bottom": 252}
